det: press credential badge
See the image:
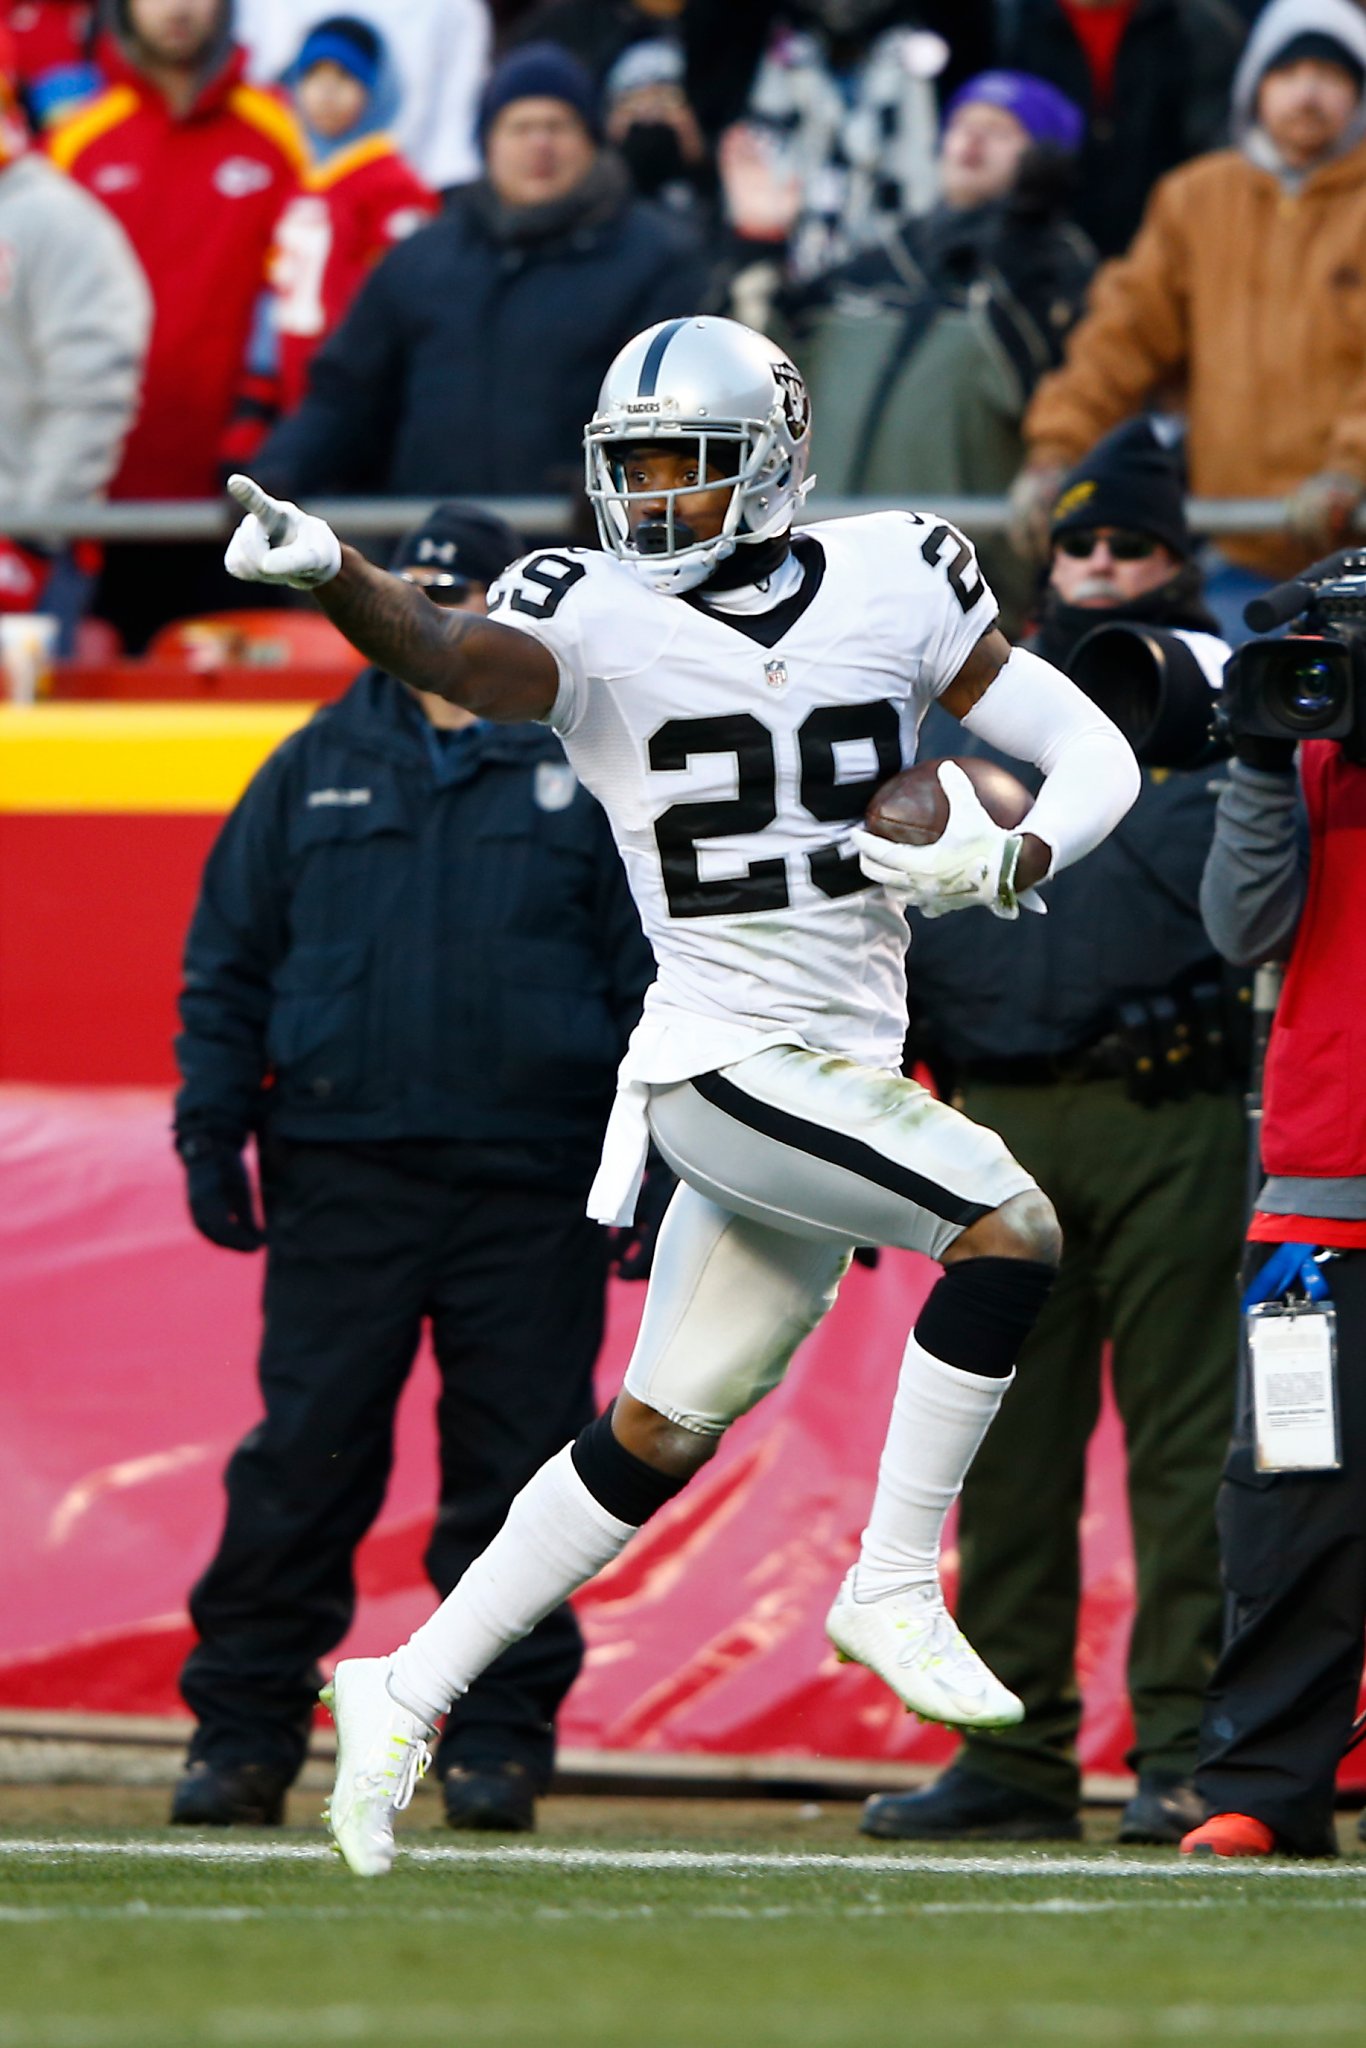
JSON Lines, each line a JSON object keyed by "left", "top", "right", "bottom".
{"left": 1248, "top": 1302, "right": 1341, "bottom": 1473}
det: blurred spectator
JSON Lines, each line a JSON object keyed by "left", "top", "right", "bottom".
{"left": 783, "top": 69, "right": 1092, "bottom": 630}
{"left": 682, "top": 0, "right": 995, "bottom": 142}
{"left": 861, "top": 419, "right": 1244, "bottom": 1848}
{"left": 235, "top": 0, "right": 491, "bottom": 192}
{"left": 714, "top": 3, "right": 950, "bottom": 286}
{"left": 995, "top": 0, "right": 1247, "bottom": 260}
{"left": 0, "top": 20, "right": 150, "bottom": 617}
{"left": 507, "top": 0, "right": 682, "bottom": 86}
{"left": 250, "top": 17, "right": 437, "bottom": 424}
{"left": 49, "top": 0, "right": 305, "bottom": 650}
{"left": 256, "top": 44, "right": 708, "bottom": 501}
{"left": 171, "top": 501, "right": 659, "bottom": 1834}
{"left": 3, "top": 0, "right": 102, "bottom": 129}
{"left": 1015, "top": 0, "right": 1366, "bottom": 643}
{"left": 602, "top": 35, "right": 715, "bottom": 231}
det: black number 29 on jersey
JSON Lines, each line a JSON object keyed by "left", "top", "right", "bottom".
{"left": 650, "top": 703, "right": 901, "bottom": 918}
{"left": 489, "top": 551, "right": 586, "bottom": 620}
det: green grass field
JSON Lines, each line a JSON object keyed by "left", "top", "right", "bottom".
{"left": 4, "top": 1787, "right": 1366, "bottom": 2048}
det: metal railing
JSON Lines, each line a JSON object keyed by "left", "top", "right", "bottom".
{"left": 0, "top": 495, "right": 1308, "bottom": 544}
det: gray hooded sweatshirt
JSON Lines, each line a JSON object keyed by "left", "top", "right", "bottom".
{"left": 0, "top": 151, "right": 152, "bottom": 530}
{"left": 1232, "top": 0, "right": 1366, "bottom": 189}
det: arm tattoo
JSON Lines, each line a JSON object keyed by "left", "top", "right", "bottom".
{"left": 313, "top": 545, "right": 554, "bottom": 719}
{"left": 315, "top": 548, "right": 481, "bottom": 701}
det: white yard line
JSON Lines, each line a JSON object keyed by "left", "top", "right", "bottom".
{"left": 6, "top": 1894, "right": 1366, "bottom": 1927}
{"left": 0, "top": 1896, "right": 1209, "bottom": 1923}
{"left": 3, "top": 2005, "right": 1366, "bottom": 2048}
{"left": 1, "top": 1835, "right": 1366, "bottom": 1879}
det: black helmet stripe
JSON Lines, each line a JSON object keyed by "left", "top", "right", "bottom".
{"left": 636, "top": 317, "right": 693, "bottom": 399}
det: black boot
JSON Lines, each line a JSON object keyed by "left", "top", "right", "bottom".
{"left": 860, "top": 1765, "right": 1081, "bottom": 1842}
{"left": 1117, "top": 1772, "right": 1206, "bottom": 1845}
{"left": 170, "top": 1759, "right": 291, "bottom": 1827}
{"left": 442, "top": 1761, "right": 537, "bottom": 1833}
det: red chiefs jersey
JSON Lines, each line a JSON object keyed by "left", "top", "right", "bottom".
{"left": 4, "top": 1, "right": 92, "bottom": 88}
{"left": 48, "top": 43, "right": 304, "bottom": 497}
{"left": 269, "top": 135, "right": 436, "bottom": 411}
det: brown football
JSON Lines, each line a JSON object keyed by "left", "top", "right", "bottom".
{"left": 864, "top": 756, "right": 1034, "bottom": 846}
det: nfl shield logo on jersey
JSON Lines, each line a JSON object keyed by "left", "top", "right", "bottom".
{"left": 764, "top": 658, "right": 788, "bottom": 691}
{"left": 534, "top": 760, "right": 577, "bottom": 812}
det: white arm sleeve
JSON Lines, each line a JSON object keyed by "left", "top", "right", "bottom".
{"left": 960, "top": 645, "right": 1141, "bottom": 876}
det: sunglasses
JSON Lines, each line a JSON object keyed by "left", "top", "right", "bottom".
{"left": 1055, "top": 529, "right": 1161, "bottom": 561}
{"left": 400, "top": 567, "right": 476, "bottom": 607}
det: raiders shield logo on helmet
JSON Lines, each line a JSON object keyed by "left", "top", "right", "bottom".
{"left": 773, "top": 362, "right": 811, "bottom": 439}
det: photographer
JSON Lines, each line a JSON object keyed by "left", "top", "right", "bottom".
{"left": 1182, "top": 569, "right": 1366, "bottom": 1859}
{"left": 862, "top": 420, "right": 1245, "bottom": 1847}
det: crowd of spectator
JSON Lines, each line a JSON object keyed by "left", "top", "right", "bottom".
{"left": 5, "top": 0, "right": 1366, "bottom": 646}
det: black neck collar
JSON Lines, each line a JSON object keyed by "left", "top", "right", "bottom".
{"left": 697, "top": 531, "right": 792, "bottom": 594}
{"left": 685, "top": 533, "right": 826, "bottom": 649}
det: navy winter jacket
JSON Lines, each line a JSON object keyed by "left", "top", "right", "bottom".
{"left": 256, "top": 165, "right": 710, "bottom": 498}
{"left": 906, "top": 702, "right": 1227, "bottom": 1064}
{"left": 175, "top": 670, "right": 654, "bottom": 1175}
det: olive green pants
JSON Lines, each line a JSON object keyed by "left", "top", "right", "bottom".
{"left": 953, "top": 1077, "right": 1245, "bottom": 1809}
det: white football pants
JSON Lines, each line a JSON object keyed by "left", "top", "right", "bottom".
{"left": 626, "top": 1045, "right": 1036, "bottom": 1435}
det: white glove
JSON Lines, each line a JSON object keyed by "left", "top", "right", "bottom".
{"left": 851, "top": 761, "right": 1041, "bottom": 920}
{"left": 223, "top": 473, "right": 342, "bottom": 589}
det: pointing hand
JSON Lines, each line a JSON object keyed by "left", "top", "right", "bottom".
{"left": 223, "top": 474, "right": 342, "bottom": 589}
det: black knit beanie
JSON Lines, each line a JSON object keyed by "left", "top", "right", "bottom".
{"left": 1049, "top": 417, "right": 1191, "bottom": 559}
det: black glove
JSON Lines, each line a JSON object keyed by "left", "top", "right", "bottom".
{"left": 1232, "top": 732, "right": 1297, "bottom": 773}
{"left": 177, "top": 1131, "right": 265, "bottom": 1252}
{"left": 610, "top": 1153, "right": 678, "bottom": 1282}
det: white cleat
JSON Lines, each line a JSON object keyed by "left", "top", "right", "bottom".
{"left": 825, "top": 1572, "right": 1023, "bottom": 1731}
{"left": 319, "top": 1658, "right": 433, "bottom": 1877}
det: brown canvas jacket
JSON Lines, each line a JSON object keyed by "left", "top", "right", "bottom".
{"left": 1025, "top": 138, "right": 1366, "bottom": 576}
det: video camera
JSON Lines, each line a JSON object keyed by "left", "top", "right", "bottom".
{"left": 1068, "top": 548, "right": 1366, "bottom": 770}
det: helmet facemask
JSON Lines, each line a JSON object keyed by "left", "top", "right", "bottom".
{"left": 586, "top": 408, "right": 810, "bottom": 595}
{"left": 585, "top": 317, "right": 815, "bottom": 594}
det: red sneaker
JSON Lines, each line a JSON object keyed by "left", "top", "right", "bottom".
{"left": 1180, "top": 1812, "right": 1276, "bottom": 1858}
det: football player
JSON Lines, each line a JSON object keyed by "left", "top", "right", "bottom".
{"left": 224, "top": 315, "right": 1140, "bottom": 1875}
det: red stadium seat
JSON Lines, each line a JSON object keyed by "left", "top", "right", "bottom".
{"left": 146, "top": 609, "right": 357, "bottom": 674}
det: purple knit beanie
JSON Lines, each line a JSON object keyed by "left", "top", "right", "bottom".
{"left": 945, "top": 70, "right": 1086, "bottom": 154}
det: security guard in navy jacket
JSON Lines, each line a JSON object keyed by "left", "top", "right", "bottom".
{"left": 171, "top": 506, "right": 656, "bottom": 1833}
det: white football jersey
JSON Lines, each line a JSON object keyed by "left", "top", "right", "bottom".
{"left": 487, "top": 510, "right": 996, "bottom": 1083}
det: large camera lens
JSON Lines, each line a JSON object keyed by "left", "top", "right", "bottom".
{"left": 1280, "top": 654, "right": 1349, "bottom": 728}
{"left": 1068, "top": 624, "right": 1224, "bottom": 769}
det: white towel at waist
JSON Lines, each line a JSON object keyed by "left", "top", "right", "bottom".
{"left": 586, "top": 1006, "right": 810, "bottom": 1227}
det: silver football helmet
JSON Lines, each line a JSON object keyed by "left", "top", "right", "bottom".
{"left": 585, "top": 316, "right": 814, "bottom": 594}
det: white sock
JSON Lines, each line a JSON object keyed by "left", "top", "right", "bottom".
{"left": 387, "top": 1445, "right": 636, "bottom": 1725}
{"left": 853, "top": 1332, "right": 1012, "bottom": 1603}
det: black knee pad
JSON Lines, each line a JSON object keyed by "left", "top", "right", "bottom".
{"left": 914, "top": 1257, "right": 1056, "bottom": 1379}
{"left": 571, "top": 1407, "right": 689, "bottom": 1527}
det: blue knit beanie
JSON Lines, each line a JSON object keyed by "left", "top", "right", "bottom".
{"left": 296, "top": 18, "right": 382, "bottom": 96}
{"left": 477, "top": 42, "right": 600, "bottom": 150}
